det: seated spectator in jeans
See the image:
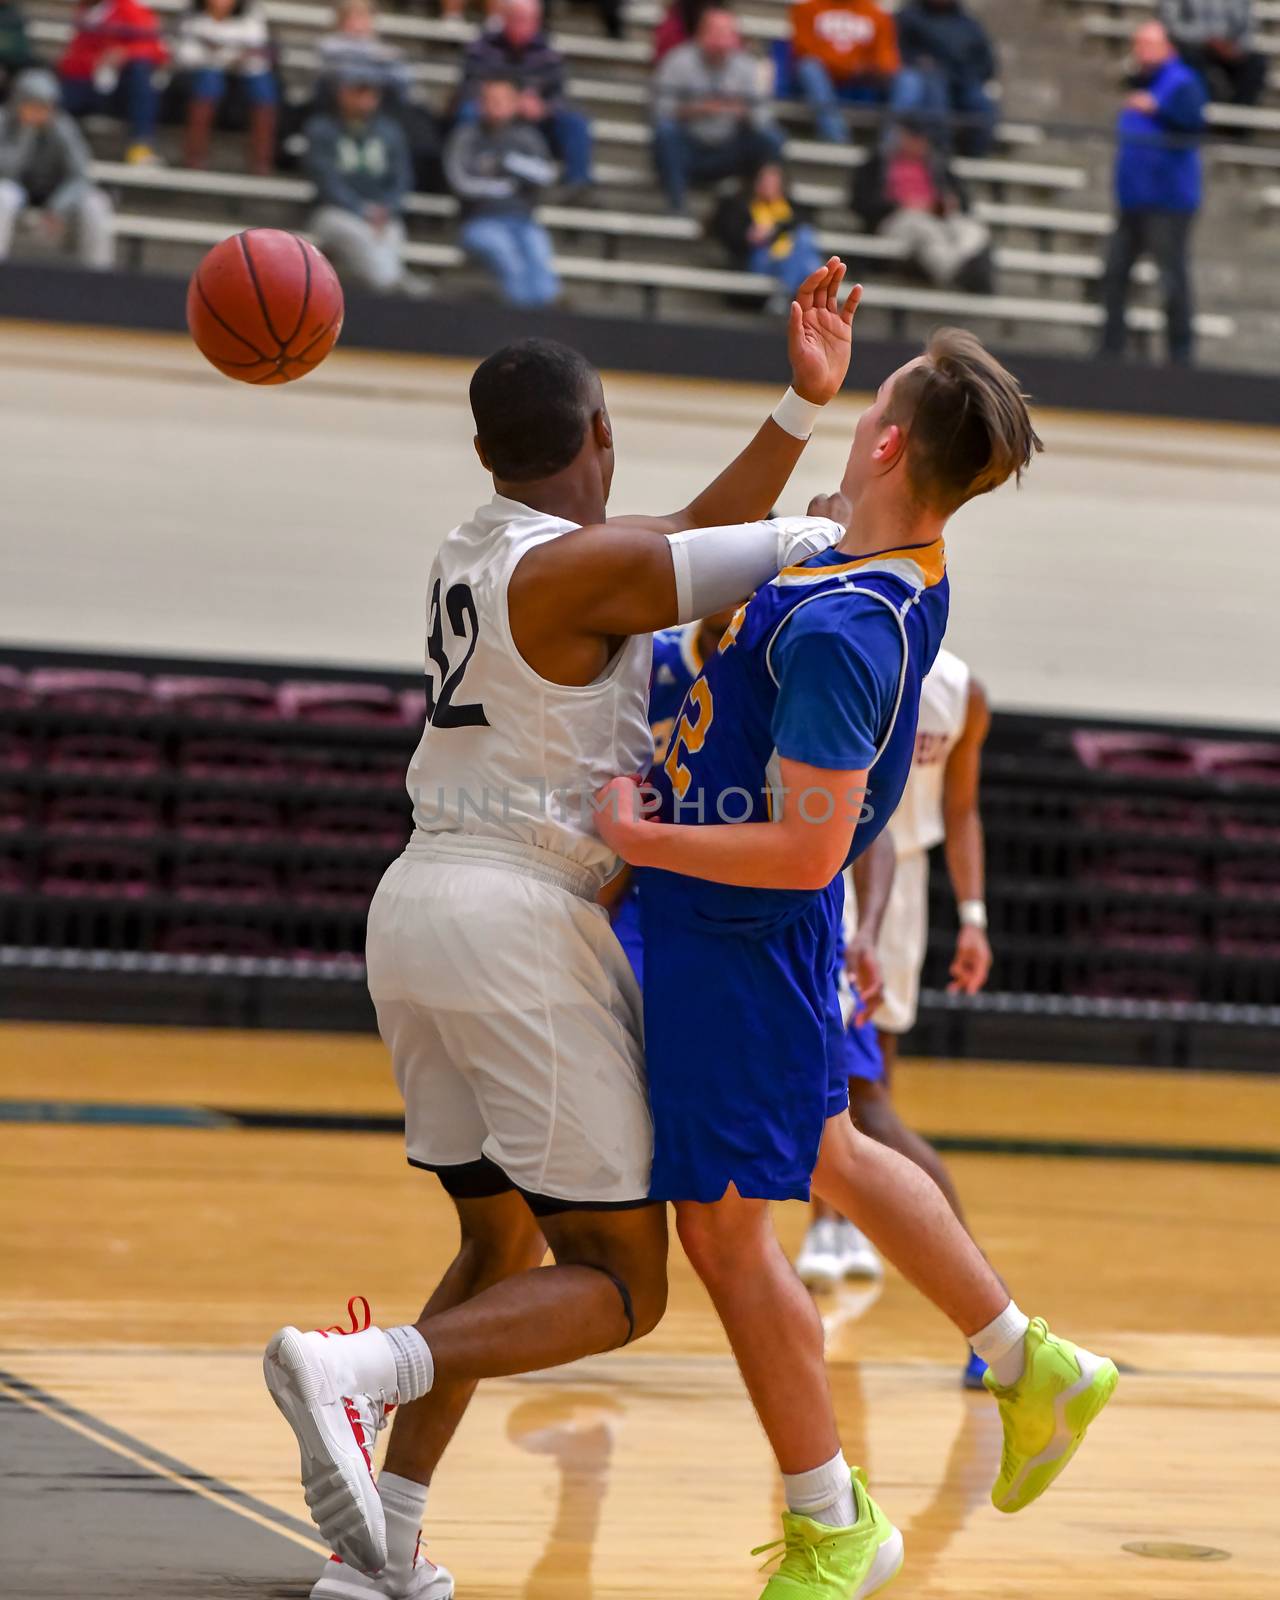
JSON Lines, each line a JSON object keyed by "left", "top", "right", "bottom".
{"left": 57, "top": 0, "right": 169, "bottom": 166}
{"left": 175, "top": 0, "right": 277, "bottom": 172}
{"left": 788, "top": 0, "right": 900, "bottom": 143}
{"left": 893, "top": 0, "right": 997, "bottom": 156}
{"left": 1158, "top": 0, "right": 1267, "bottom": 109}
{"left": 711, "top": 161, "right": 823, "bottom": 305}
{"left": 306, "top": 74, "right": 413, "bottom": 293}
{"left": 1101, "top": 20, "right": 1206, "bottom": 365}
{"left": 0, "top": 69, "right": 115, "bottom": 268}
{"left": 652, "top": 8, "right": 783, "bottom": 212}
{"left": 852, "top": 118, "right": 992, "bottom": 290}
{"left": 316, "top": 0, "right": 443, "bottom": 191}
{"left": 459, "top": 0, "right": 592, "bottom": 196}
{"left": 446, "top": 75, "right": 559, "bottom": 307}
{"left": 0, "top": 1, "right": 36, "bottom": 99}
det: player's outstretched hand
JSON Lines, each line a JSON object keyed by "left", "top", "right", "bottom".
{"left": 594, "top": 775, "right": 650, "bottom": 860}
{"left": 806, "top": 490, "right": 854, "bottom": 531}
{"left": 948, "top": 926, "right": 993, "bottom": 995}
{"left": 788, "top": 259, "right": 862, "bottom": 408}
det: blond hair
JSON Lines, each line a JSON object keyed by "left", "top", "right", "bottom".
{"left": 885, "top": 328, "right": 1043, "bottom": 515}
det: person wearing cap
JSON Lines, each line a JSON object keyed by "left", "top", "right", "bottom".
{"left": 304, "top": 70, "right": 414, "bottom": 293}
{"left": 0, "top": 68, "right": 115, "bottom": 268}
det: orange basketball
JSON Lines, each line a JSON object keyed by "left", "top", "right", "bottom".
{"left": 187, "top": 228, "right": 344, "bottom": 386}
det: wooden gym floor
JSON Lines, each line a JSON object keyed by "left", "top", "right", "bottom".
{"left": 1, "top": 1020, "right": 1277, "bottom": 1598}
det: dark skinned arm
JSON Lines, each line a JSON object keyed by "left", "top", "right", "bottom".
{"left": 847, "top": 829, "right": 896, "bottom": 1022}
{"left": 509, "top": 263, "right": 861, "bottom": 681}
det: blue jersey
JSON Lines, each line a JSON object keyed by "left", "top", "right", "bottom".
{"left": 642, "top": 541, "right": 950, "bottom": 938}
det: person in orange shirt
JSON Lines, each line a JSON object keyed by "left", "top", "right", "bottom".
{"left": 789, "top": 0, "right": 900, "bottom": 142}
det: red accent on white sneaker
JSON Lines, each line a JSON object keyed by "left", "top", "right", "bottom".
{"left": 318, "top": 1296, "right": 373, "bottom": 1337}
{"left": 343, "top": 1396, "right": 375, "bottom": 1474}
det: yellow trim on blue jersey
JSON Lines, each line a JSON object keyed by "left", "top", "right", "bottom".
{"left": 678, "top": 622, "right": 704, "bottom": 681}
{"left": 779, "top": 538, "right": 947, "bottom": 590}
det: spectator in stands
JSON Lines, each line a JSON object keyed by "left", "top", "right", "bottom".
{"left": 315, "top": 0, "right": 443, "bottom": 191}
{"left": 0, "top": 1, "right": 35, "bottom": 99}
{"left": 306, "top": 72, "right": 414, "bottom": 292}
{"left": 652, "top": 8, "right": 784, "bottom": 212}
{"left": 852, "top": 115, "right": 993, "bottom": 290}
{"left": 710, "top": 160, "right": 822, "bottom": 305}
{"left": 893, "top": 0, "right": 998, "bottom": 156}
{"left": 0, "top": 68, "right": 115, "bottom": 268}
{"left": 459, "top": 0, "right": 593, "bottom": 197}
{"left": 445, "top": 74, "right": 560, "bottom": 306}
{"left": 175, "top": 0, "right": 277, "bottom": 174}
{"left": 1101, "top": 19, "right": 1206, "bottom": 365}
{"left": 57, "top": 0, "right": 169, "bottom": 167}
{"left": 788, "top": 0, "right": 900, "bottom": 143}
{"left": 1158, "top": 0, "right": 1268, "bottom": 109}
{"left": 653, "top": 0, "right": 712, "bottom": 62}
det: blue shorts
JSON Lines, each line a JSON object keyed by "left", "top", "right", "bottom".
{"left": 638, "top": 871, "right": 848, "bottom": 1204}
{"left": 842, "top": 1010, "right": 885, "bottom": 1084}
{"left": 611, "top": 883, "right": 644, "bottom": 989}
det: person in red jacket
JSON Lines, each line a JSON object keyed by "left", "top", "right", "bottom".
{"left": 789, "top": 0, "right": 900, "bottom": 142}
{"left": 57, "top": 0, "right": 168, "bottom": 165}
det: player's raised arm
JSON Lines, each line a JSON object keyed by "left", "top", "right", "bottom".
{"left": 612, "top": 261, "right": 863, "bottom": 536}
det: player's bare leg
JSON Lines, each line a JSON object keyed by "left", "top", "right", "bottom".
{"left": 813, "top": 1112, "right": 1002, "bottom": 1333}
{"left": 312, "top": 1192, "right": 546, "bottom": 1599}
{"left": 677, "top": 1188, "right": 840, "bottom": 1473}
{"left": 847, "top": 1077, "right": 969, "bottom": 1228}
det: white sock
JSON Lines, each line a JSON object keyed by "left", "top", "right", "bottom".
{"left": 783, "top": 1451, "right": 857, "bottom": 1529}
{"left": 378, "top": 1470, "right": 428, "bottom": 1583}
{"left": 970, "top": 1301, "right": 1031, "bottom": 1388}
{"left": 384, "top": 1325, "right": 434, "bottom": 1403}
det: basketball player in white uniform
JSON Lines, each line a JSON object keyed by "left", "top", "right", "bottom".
{"left": 797, "top": 648, "right": 995, "bottom": 1384}
{"left": 261, "top": 262, "right": 863, "bottom": 1594}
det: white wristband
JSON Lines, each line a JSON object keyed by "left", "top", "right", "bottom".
{"left": 771, "top": 387, "right": 823, "bottom": 441}
{"left": 958, "top": 899, "right": 988, "bottom": 930}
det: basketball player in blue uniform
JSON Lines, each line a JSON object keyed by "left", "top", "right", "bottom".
{"left": 597, "top": 331, "right": 1119, "bottom": 1599}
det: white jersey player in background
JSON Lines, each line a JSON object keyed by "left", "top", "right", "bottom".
{"left": 261, "top": 262, "right": 864, "bottom": 1598}
{"left": 796, "top": 648, "right": 997, "bottom": 1388}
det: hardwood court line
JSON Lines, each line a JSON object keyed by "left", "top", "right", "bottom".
{"left": 0, "top": 1371, "right": 327, "bottom": 1560}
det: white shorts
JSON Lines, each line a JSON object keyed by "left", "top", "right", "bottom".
{"left": 876, "top": 848, "right": 930, "bottom": 1035}
{"left": 365, "top": 835, "right": 652, "bottom": 1207}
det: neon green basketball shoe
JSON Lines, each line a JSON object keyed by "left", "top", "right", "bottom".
{"left": 753, "top": 1469, "right": 903, "bottom": 1599}
{"left": 987, "top": 1317, "right": 1119, "bottom": 1514}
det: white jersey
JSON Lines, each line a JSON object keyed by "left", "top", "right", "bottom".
{"left": 404, "top": 494, "right": 654, "bottom": 889}
{"left": 887, "top": 647, "right": 971, "bottom": 856}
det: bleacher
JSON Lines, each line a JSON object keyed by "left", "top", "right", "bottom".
{"left": 15, "top": 0, "right": 1271, "bottom": 358}
{"left": 4, "top": 651, "right": 1280, "bottom": 1067}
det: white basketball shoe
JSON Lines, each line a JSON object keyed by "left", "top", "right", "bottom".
{"left": 795, "top": 1218, "right": 846, "bottom": 1292}
{"left": 311, "top": 1541, "right": 454, "bottom": 1600}
{"left": 836, "top": 1220, "right": 884, "bottom": 1281}
{"left": 264, "top": 1303, "right": 401, "bottom": 1575}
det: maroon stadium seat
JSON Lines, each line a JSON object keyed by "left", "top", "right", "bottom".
{"left": 1216, "top": 855, "right": 1280, "bottom": 901}
{"left": 277, "top": 681, "right": 405, "bottom": 725}
{"left": 154, "top": 676, "right": 280, "bottom": 720}
{"left": 179, "top": 738, "right": 290, "bottom": 785}
{"left": 1090, "top": 847, "right": 1202, "bottom": 896}
{"left": 0, "top": 848, "right": 28, "bottom": 893}
{"left": 174, "top": 796, "right": 282, "bottom": 842}
{"left": 0, "top": 789, "right": 27, "bottom": 832}
{"left": 399, "top": 687, "right": 427, "bottom": 727}
{"left": 1071, "top": 729, "right": 1199, "bottom": 780}
{"left": 0, "top": 731, "right": 30, "bottom": 771}
{"left": 1096, "top": 905, "right": 1200, "bottom": 954}
{"left": 46, "top": 733, "right": 162, "bottom": 776}
{"left": 292, "top": 799, "right": 410, "bottom": 847}
{"left": 41, "top": 842, "right": 154, "bottom": 898}
{"left": 1075, "top": 967, "right": 1198, "bottom": 1003}
{"left": 156, "top": 921, "right": 280, "bottom": 957}
{"left": 0, "top": 667, "right": 32, "bottom": 710}
{"left": 1079, "top": 796, "right": 1209, "bottom": 838}
{"left": 286, "top": 859, "right": 382, "bottom": 908}
{"left": 28, "top": 668, "right": 157, "bottom": 715}
{"left": 1196, "top": 740, "right": 1280, "bottom": 788}
{"left": 44, "top": 792, "right": 158, "bottom": 836}
{"left": 291, "top": 743, "right": 408, "bottom": 789}
{"left": 173, "top": 857, "right": 280, "bottom": 904}
{"left": 1214, "top": 912, "right": 1280, "bottom": 960}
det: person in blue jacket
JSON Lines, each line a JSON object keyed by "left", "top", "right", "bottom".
{"left": 1101, "top": 18, "right": 1207, "bottom": 366}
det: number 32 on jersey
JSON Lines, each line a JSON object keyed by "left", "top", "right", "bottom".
{"left": 426, "top": 579, "right": 488, "bottom": 729}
